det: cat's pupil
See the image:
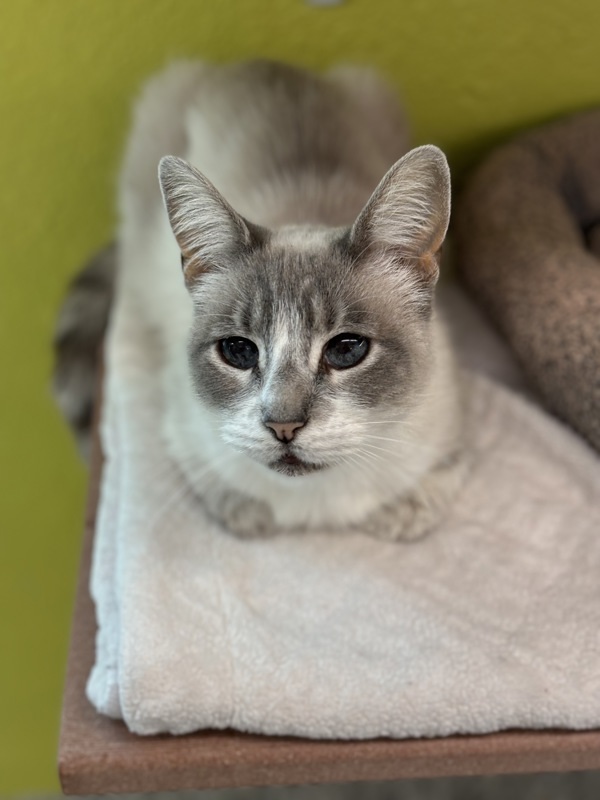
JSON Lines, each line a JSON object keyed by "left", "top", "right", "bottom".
{"left": 219, "top": 337, "right": 259, "bottom": 370}
{"left": 324, "top": 334, "right": 369, "bottom": 369}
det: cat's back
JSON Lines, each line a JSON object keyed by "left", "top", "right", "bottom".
{"left": 184, "top": 60, "right": 409, "bottom": 222}
{"left": 187, "top": 61, "right": 394, "bottom": 171}
{"left": 120, "top": 59, "right": 408, "bottom": 228}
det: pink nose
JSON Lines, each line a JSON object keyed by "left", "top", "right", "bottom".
{"left": 265, "top": 420, "right": 305, "bottom": 443}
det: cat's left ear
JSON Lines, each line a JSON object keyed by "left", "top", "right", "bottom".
{"left": 159, "top": 156, "right": 259, "bottom": 285}
{"left": 348, "top": 145, "right": 451, "bottom": 285}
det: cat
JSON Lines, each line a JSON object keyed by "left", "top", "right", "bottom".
{"left": 54, "top": 60, "right": 465, "bottom": 541}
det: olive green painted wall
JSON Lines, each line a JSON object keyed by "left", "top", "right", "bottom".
{"left": 2, "top": 0, "right": 599, "bottom": 793}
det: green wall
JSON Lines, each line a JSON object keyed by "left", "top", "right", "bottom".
{"left": 2, "top": 0, "right": 599, "bottom": 793}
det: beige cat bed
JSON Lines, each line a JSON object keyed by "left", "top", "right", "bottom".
{"left": 454, "top": 108, "right": 600, "bottom": 453}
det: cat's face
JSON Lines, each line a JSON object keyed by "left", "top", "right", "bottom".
{"left": 186, "top": 229, "right": 433, "bottom": 476}
{"left": 159, "top": 147, "right": 450, "bottom": 477}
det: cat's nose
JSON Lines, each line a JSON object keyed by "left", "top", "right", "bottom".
{"left": 264, "top": 419, "right": 305, "bottom": 443}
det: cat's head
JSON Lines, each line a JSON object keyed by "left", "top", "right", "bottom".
{"left": 159, "top": 146, "right": 450, "bottom": 478}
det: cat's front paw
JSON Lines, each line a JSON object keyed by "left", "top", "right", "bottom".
{"left": 361, "top": 497, "right": 438, "bottom": 543}
{"left": 361, "top": 451, "right": 467, "bottom": 543}
{"left": 219, "top": 492, "right": 277, "bottom": 539}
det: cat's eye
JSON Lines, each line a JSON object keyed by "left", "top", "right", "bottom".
{"left": 219, "top": 337, "right": 259, "bottom": 370}
{"left": 323, "top": 334, "right": 369, "bottom": 370}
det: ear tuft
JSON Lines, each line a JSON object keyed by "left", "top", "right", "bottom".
{"left": 349, "top": 145, "right": 451, "bottom": 284}
{"left": 158, "top": 156, "right": 253, "bottom": 284}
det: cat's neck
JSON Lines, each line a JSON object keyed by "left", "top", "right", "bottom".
{"left": 230, "top": 172, "right": 378, "bottom": 229}
{"left": 187, "top": 135, "right": 380, "bottom": 230}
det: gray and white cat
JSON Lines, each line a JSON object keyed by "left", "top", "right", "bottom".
{"left": 55, "top": 60, "right": 464, "bottom": 540}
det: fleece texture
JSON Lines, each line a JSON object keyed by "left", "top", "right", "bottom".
{"left": 87, "top": 282, "right": 600, "bottom": 738}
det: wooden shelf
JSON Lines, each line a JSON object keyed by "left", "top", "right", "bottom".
{"left": 58, "top": 403, "right": 600, "bottom": 794}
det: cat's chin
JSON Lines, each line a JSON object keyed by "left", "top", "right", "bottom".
{"left": 267, "top": 453, "right": 327, "bottom": 478}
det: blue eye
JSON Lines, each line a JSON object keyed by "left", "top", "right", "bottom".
{"left": 324, "top": 334, "right": 369, "bottom": 369}
{"left": 219, "top": 337, "right": 259, "bottom": 369}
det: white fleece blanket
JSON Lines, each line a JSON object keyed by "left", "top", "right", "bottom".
{"left": 87, "top": 284, "right": 600, "bottom": 738}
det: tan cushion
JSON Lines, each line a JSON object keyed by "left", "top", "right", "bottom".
{"left": 455, "top": 109, "right": 600, "bottom": 452}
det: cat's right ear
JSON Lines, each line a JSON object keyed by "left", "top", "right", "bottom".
{"left": 159, "top": 156, "right": 257, "bottom": 285}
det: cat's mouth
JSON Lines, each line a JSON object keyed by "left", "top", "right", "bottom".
{"left": 269, "top": 451, "right": 325, "bottom": 477}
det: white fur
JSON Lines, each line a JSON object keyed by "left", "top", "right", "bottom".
{"left": 117, "top": 61, "right": 461, "bottom": 533}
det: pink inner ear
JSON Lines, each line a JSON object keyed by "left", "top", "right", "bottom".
{"left": 182, "top": 253, "right": 212, "bottom": 287}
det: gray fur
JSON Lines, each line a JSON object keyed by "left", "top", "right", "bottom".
{"left": 185, "top": 234, "right": 432, "bottom": 422}
{"left": 53, "top": 242, "right": 116, "bottom": 457}
{"left": 55, "top": 60, "right": 461, "bottom": 540}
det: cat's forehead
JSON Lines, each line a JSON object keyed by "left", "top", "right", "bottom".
{"left": 262, "top": 224, "right": 349, "bottom": 289}
{"left": 194, "top": 224, "right": 423, "bottom": 339}
{"left": 240, "top": 245, "right": 349, "bottom": 335}
{"left": 197, "top": 228, "right": 357, "bottom": 331}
